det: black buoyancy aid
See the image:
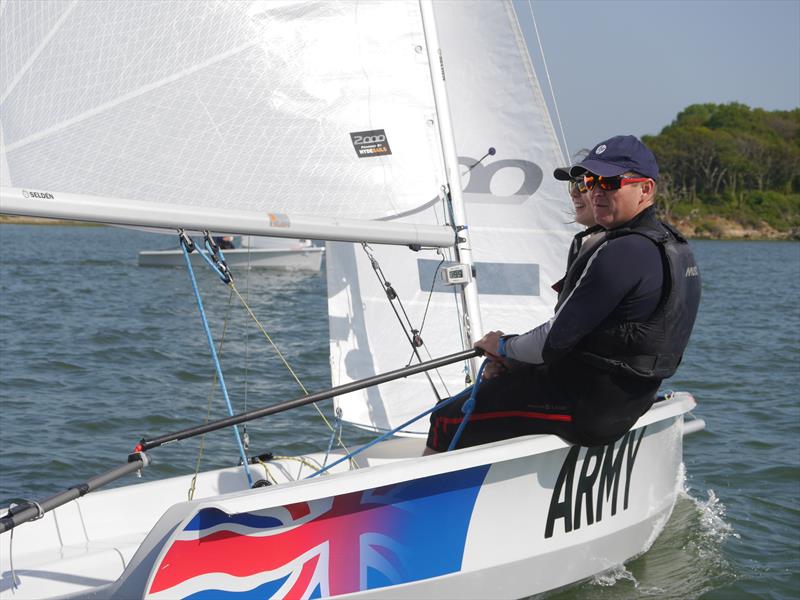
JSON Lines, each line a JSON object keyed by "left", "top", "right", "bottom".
{"left": 552, "top": 225, "right": 603, "bottom": 311}
{"left": 563, "top": 209, "right": 701, "bottom": 380}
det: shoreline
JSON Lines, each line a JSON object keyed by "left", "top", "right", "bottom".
{"left": 669, "top": 215, "right": 799, "bottom": 241}
{"left": 0, "top": 215, "right": 100, "bottom": 227}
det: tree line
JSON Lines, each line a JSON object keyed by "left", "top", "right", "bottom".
{"left": 641, "top": 103, "right": 799, "bottom": 236}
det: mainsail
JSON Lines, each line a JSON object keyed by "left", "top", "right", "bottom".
{"left": 328, "top": 1, "right": 580, "bottom": 434}
{"left": 1, "top": 1, "right": 446, "bottom": 229}
{"left": 1, "top": 0, "right": 578, "bottom": 436}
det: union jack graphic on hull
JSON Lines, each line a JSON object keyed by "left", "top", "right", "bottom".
{"left": 146, "top": 465, "right": 489, "bottom": 599}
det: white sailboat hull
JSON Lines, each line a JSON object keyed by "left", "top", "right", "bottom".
{"left": 137, "top": 247, "right": 325, "bottom": 271}
{"left": 0, "top": 393, "right": 698, "bottom": 600}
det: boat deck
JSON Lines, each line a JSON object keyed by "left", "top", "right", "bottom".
{"left": 0, "top": 437, "right": 423, "bottom": 599}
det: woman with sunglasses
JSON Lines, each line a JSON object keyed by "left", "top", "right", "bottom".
{"left": 567, "top": 173, "right": 595, "bottom": 228}
{"left": 550, "top": 166, "right": 605, "bottom": 303}
{"left": 426, "top": 135, "right": 701, "bottom": 453}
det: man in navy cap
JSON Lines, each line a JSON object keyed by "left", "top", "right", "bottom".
{"left": 569, "top": 134, "right": 660, "bottom": 229}
{"left": 426, "top": 135, "right": 701, "bottom": 451}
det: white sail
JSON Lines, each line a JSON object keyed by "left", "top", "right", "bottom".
{"left": 328, "top": 0, "right": 581, "bottom": 434}
{"left": 1, "top": 0, "right": 446, "bottom": 225}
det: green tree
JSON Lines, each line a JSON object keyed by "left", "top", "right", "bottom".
{"left": 645, "top": 102, "right": 800, "bottom": 236}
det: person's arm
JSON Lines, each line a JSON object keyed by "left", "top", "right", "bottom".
{"left": 503, "top": 237, "right": 661, "bottom": 364}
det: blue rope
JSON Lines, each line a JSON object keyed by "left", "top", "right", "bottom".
{"left": 204, "top": 238, "right": 229, "bottom": 268}
{"left": 448, "top": 359, "right": 487, "bottom": 451}
{"left": 180, "top": 241, "right": 253, "bottom": 487}
{"left": 193, "top": 241, "right": 230, "bottom": 283}
{"left": 306, "top": 384, "right": 476, "bottom": 479}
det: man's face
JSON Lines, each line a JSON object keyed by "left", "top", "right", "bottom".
{"left": 588, "top": 173, "right": 654, "bottom": 229}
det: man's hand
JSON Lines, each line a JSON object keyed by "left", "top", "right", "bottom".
{"left": 474, "top": 330, "right": 505, "bottom": 359}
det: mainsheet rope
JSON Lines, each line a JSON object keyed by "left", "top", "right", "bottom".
{"left": 180, "top": 240, "right": 254, "bottom": 487}
{"left": 447, "top": 360, "right": 487, "bottom": 450}
{"left": 184, "top": 232, "right": 354, "bottom": 464}
{"left": 307, "top": 359, "right": 488, "bottom": 479}
{"left": 188, "top": 286, "right": 236, "bottom": 501}
{"left": 242, "top": 238, "right": 253, "bottom": 451}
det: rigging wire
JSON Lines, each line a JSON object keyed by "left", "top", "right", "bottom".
{"left": 226, "top": 281, "right": 355, "bottom": 464}
{"left": 361, "top": 242, "right": 419, "bottom": 338}
{"left": 417, "top": 251, "right": 446, "bottom": 338}
{"left": 404, "top": 249, "right": 451, "bottom": 396}
{"left": 526, "top": 0, "right": 570, "bottom": 164}
{"left": 322, "top": 408, "right": 343, "bottom": 468}
{"left": 360, "top": 242, "right": 444, "bottom": 401}
{"left": 228, "top": 283, "right": 311, "bottom": 402}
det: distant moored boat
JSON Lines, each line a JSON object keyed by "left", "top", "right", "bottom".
{"left": 138, "top": 236, "right": 325, "bottom": 271}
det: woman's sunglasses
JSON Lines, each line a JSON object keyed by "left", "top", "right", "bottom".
{"left": 582, "top": 175, "right": 651, "bottom": 191}
{"left": 569, "top": 178, "right": 588, "bottom": 194}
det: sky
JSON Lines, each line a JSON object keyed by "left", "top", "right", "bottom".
{"left": 514, "top": 0, "right": 800, "bottom": 160}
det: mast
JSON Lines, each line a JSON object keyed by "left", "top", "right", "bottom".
{"left": 419, "top": 0, "right": 484, "bottom": 375}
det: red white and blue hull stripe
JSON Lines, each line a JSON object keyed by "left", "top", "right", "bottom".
{"left": 146, "top": 466, "right": 489, "bottom": 599}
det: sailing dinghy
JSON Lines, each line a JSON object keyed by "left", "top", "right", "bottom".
{"left": 0, "top": 1, "right": 704, "bottom": 598}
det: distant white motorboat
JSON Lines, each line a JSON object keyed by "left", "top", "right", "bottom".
{"left": 138, "top": 237, "right": 325, "bottom": 271}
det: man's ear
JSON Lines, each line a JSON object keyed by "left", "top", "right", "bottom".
{"left": 641, "top": 179, "right": 656, "bottom": 203}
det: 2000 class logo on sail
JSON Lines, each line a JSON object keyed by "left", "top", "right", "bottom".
{"left": 350, "top": 129, "right": 392, "bottom": 158}
{"left": 545, "top": 427, "right": 646, "bottom": 538}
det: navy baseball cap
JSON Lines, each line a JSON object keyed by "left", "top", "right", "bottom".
{"left": 569, "top": 135, "right": 659, "bottom": 181}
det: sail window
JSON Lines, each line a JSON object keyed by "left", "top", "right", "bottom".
{"left": 417, "top": 259, "right": 540, "bottom": 296}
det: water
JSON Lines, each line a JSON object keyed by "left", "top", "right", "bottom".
{"left": 0, "top": 226, "right": 798, "bottom": 599}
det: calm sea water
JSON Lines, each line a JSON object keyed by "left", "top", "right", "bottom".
{"left": 0, "top": 225, "right": 798, "bottom": 599}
